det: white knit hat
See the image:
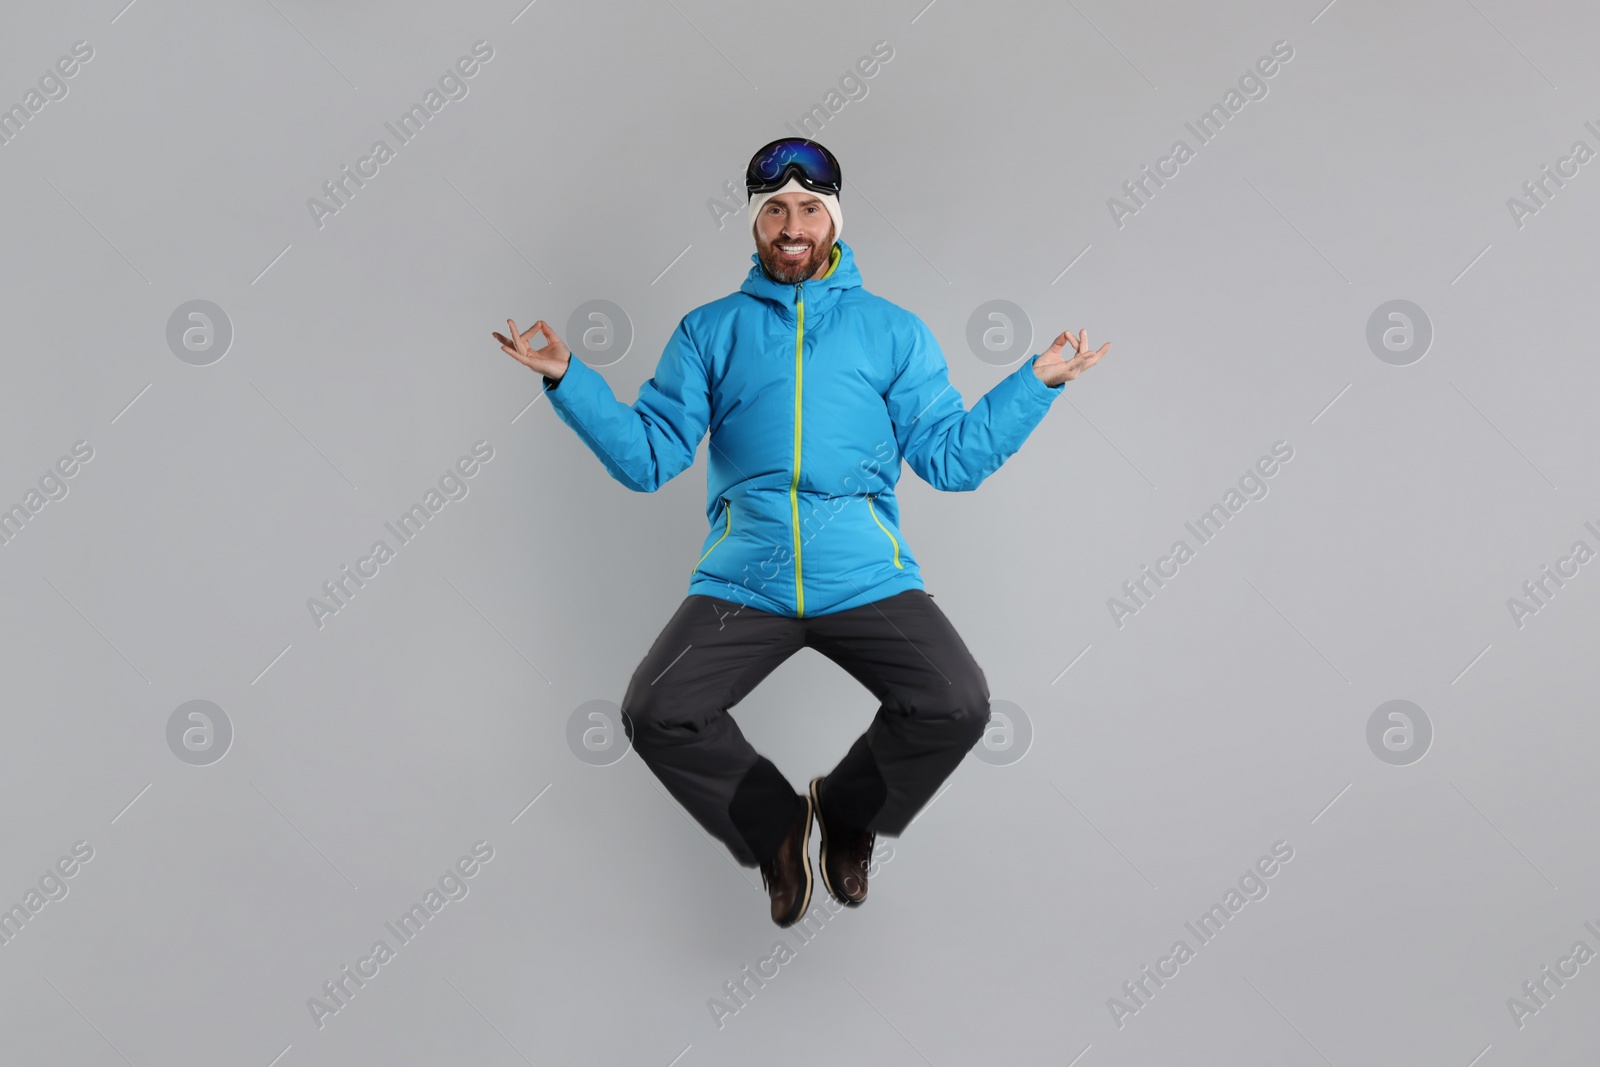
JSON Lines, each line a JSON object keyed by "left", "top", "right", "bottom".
{"left": 747, "top": 176, "right": 842, "bottom": 243}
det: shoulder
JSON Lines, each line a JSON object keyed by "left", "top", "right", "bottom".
{"left": 688, "top": 290, "right": 751, "bottom": 320}
{"left": 845, "top": 285, "right": 916, "bottom": 321}
{"left": 661, "top": 293, "right": 742, "bottom": 354}
{"left": 678, "top": 290, "right": 762, "bottom": 339}
{"left": 842, "top": 288, "right": 932, "bottom": 373}
{"left": 839, "top": 287, "right": 926, "bottom": 345}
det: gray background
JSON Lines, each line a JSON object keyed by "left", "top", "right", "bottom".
{"left": 2, "top": 0, "right": 1596, "bottom": 1064}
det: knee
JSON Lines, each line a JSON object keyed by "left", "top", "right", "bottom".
{"left": 620, "top": 674, "right": 702, "bottom": 750}
{"left": 619, "top": 676, "right": 662, "bottom": 747}
{"left": 952, "top": 696, "right": 992, "bottom": 747}
{"left": 924, "top": 675, "right": 991, "bottom": 745}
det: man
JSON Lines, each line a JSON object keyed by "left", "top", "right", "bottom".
{"left": 494, "top": 138, "right": 1110, "bottom": 927}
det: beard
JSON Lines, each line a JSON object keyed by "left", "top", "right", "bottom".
{"left": 757, "top": 225, "right": 835, "bottom": 284}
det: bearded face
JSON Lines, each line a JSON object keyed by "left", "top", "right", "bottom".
{"left": 754, "top": 193, "right": 836, "bottom": 284}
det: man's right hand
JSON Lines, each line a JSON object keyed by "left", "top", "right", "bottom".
{"left": 493, "top": 319, "right": 571, "bottom": 382}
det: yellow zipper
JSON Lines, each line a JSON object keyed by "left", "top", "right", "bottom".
{"left": 787, "top": 250, "right": 838, "bottom": 617}
{"left": 866, "top": 494, "right": 904, "bottom": 568}
{"left": 692, "top": 499, "right": 732, "bottom": 574}
{"left": 790, "top": 283, "right": 805, "bottom": 615}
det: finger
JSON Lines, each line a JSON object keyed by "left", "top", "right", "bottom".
{"left": 520, "top": 319, "right": 543, "bottom": 342}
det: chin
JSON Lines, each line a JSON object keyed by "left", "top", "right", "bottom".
{"left": 762, "top": 246, "right": 828, "bottom": 283}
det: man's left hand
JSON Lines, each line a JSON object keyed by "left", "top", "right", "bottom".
{"left": 1033, "top": 328, "right": 1111, "bottom": 387}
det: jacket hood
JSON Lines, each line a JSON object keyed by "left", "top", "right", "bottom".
{"left": 739, "top": 239, "right": 862, "bottom": 323}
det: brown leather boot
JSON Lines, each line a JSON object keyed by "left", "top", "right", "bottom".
{"left": 758, "top": 793, "right": 814, "bottom": 927}
{"left": 810, "top": 776, "right": 874, "bottom": 907}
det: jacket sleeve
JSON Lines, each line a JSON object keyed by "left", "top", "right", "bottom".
{"left": 541, "top": 317, "right": 711, "bottom": 492}
{"left": 885, "top": 316, "right": 1064, "bottom": 492}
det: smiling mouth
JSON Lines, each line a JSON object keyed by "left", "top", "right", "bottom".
{"left": 776, "top": 243, "right": 810, "bottom": 258}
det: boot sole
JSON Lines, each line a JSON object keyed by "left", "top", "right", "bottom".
{"left": 774, "top": 793, "right": 815, "bottom": 928}
{"left": 810, "top": 776, "right": 865, "bottom": 908}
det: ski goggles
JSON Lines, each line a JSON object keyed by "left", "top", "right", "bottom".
{"left": 745, "top": 138, "right": 842, "bottom": 199}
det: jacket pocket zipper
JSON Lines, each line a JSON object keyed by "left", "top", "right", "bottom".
{"left": 865, "top": 494, "right": 904, "bottom": 569}
{"left": 692, "top": 498, "right": 733, "bottom": 574}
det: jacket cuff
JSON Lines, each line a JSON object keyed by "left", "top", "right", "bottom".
{"left": 543, "top": 356, "right": 576, "bottom": 393}
{"left": 544, "top": 356, "right": 591, "bottom": 402}
{"left": 1021, "top": 353, "right": 1065, "bottom": 399}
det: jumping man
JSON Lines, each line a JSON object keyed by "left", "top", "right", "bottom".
{"left": 493, "top": 138, "right": 1111, "bottom": 927}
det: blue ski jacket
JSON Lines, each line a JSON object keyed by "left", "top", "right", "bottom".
{"left": 541, "top": 238, "right": 1065, "bottom": 617}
